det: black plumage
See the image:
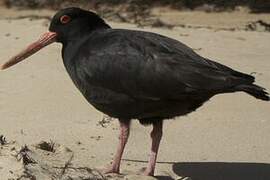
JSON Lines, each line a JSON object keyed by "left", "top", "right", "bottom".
{"left": 2, "top": 7, "right": 269, "bottom": 175}
{"left": 49, "top": 8, "right": 268, "bottom": 125}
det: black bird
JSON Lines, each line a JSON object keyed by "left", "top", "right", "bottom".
{"left": 1, "top": 7, "right": 269, "bottom": 176}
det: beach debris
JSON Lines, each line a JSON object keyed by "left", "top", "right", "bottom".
{"left": 59, "top": 153, "right": 74, "bottom": 178}
{"left": 16, "top": 145, "right": 37, "bottom": 165}
{"left": 76, "top": 141, "right": 82, "bottom": 145}
{"left": 1, "top": 140, "right": 106, "bottom": 179}
{"left": 0, "top": 135, "right": 7, "bottom": 145}
{"left": 97, "top": 115, "right": 113, "bottom": 127}
{"left": 35, "top": 140, "right": 56, "bottom": 152}
{"left": 246, "top": 20, "right": 270, "bottom": 32}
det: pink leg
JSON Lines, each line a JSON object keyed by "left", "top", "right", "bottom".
{"left": 104, "top": 120, "right": 130, "bottom": 174}
{"left": 144, "top": 121, "right": 163, "bottom": 176}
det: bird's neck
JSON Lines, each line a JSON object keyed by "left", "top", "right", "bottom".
{"left": 62, "top": 24, "right": 111, "bottom": 46}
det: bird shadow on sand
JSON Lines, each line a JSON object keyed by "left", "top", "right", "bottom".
{"left": 123, "top": 159, "right": 270, "bottom": 180}
{"left": 154, "top": 176, "right": 174, "bottom": 180}
{"left": 172, "top": 162, "right": 270, "bottom": 180}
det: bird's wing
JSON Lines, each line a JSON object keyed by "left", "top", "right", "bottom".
{"left": 76, "top": 29, "right": 253, "bottom": 100}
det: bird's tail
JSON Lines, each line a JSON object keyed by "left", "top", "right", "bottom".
{"left": 235, "top": 84, "right": 269, "bottom": 101}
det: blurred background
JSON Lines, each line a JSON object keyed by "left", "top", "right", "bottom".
{"left": 2, "top": 0, "right": 270, "bottom": 12}
{"left": 0, "top": 0, "right": 270, "bottom": 31}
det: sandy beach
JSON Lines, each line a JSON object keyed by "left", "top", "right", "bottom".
{"left": 0, "top": 7, "right": 270, "bottom": 179}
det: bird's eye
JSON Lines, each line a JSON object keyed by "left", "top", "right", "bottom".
{"left": 60, "top": 15, "right": 71, "bottom": 24}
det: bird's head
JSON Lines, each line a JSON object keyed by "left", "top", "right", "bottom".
{"left": 50, "top": 7, "right": 110, "bottom": 43}
{"left": 1, "top": 7, "right": 110, "bottom": 70}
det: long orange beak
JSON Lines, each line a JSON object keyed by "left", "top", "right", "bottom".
{"left": 1, "top": 31, "right": 57, "bottom": 70}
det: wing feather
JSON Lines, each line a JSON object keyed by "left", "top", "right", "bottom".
{"left": 75, "top": 29, "right": 252, "bottom": 100}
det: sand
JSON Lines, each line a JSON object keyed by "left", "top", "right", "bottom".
{"left": 0, "top": 7, "right": 270, "bottom": 180}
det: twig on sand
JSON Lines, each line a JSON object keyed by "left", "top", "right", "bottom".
{"left": 59, "top": 153, "right": 74, "bottom": 178}
{"left": 54, "top": 156, "right": 106, "bottom": 179}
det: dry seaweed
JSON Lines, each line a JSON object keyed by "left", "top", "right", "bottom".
{"left": 0, "top": 135, "right": 7, "bottom": 145}
{"left": 35, "top": 140, "right": 56, "bottom": 152}
{"left": 16, "top": 145, "right": 37, "bottom": 165}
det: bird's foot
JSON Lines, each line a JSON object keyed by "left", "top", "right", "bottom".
{"left": 143, "top": 170, "right": 154, "bottom": 176}
{"left": 139, "top": 167, "right": 154, "bottom": 176}
{"left": 102, "top": 165, "right": 120, "bottom": 174}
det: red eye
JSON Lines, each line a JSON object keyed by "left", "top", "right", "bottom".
{"left": 60, "top": 15, "right": 71, "bottom": 24}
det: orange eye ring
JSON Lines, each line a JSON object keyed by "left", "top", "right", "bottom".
{"left": 60, "top": 15, "right": 71, "bottom": 24}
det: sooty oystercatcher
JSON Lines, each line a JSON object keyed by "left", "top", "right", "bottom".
{"left": 1, "top": 7, "right": 269, "bottom": 176}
